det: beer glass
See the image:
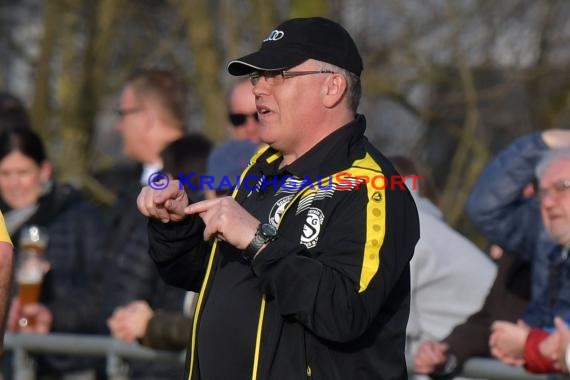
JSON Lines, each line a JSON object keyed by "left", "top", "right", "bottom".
{"left": 16, "top": 225, "right": 49, "bottom": 328}
{"left": 19, "top": 225, "right": 48, "bottom": 255}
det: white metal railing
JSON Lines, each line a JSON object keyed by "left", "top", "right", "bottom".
{"left": 2, "top": 333, "right": 566, "bottom": 379}
{"left": 407, "top": 355, "right": 560, "bottom": 380}
{"left": 4, "top": 333, "right": 184, "bottom": 380}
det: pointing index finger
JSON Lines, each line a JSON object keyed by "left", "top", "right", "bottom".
{"left": 185, "top": 198, "right": 219, "bottom": 215}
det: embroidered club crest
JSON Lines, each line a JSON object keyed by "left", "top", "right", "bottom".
{"left": 300, "top": 208, "right": 324, "bottom": 249}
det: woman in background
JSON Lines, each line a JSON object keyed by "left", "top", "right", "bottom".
{"left": 0, "top": 127, "right": 105, "bottom": 379}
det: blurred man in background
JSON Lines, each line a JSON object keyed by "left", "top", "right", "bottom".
{"left": 225, "top": 79, "right": 260, "bottom": 144}
{"left": 103, "top": 69, "right": 188, "bottom": 379}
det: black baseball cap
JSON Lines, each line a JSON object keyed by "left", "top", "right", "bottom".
{"left": 227, "top": 17, "right": 363, "bottom": 77}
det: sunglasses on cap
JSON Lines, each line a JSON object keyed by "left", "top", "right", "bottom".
{"left": 228, "top": 112, "right": 259, "bottom": 127}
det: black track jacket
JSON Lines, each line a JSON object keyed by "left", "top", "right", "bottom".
{"left": 147, "top": 115, "right": 419, "bottom": 380}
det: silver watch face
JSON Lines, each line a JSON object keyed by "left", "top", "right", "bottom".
{"left": 260, "top": 223, "right": 277, "bottom": 238}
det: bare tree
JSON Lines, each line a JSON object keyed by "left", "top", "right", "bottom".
{"left": 6, "top": 0, "right": 570, "bottom": 236}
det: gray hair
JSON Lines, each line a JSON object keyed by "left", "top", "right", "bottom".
{"left": 318, "top": 62, "right": 361, "bottom": 113}
{"left": 535, "top": 148, "right": 570, "bottom": 180}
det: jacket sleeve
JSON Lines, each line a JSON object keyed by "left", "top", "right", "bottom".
{"left": 143, "top": 311, "right": 192, "bottom": 351}
{"left": 465, "top": 132, "right": 547, "bottom": 260}
{"left": 147, "top": 216, "right": 210, "bottom": 292}
{"left": 523, "top": 328, "right": 558, "bottom": 373}
{"left": 441, "top": 285, "right": 495, "bottom": 367}
{"left": 252, "top": 182, "right": 419, "bottom": 343}
{"left": 442, "top": 254, "right": 531, "bottom": 369}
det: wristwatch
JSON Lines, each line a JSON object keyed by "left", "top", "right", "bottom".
{"left": 243, "top": 223, "right": 278, "bottom": 261}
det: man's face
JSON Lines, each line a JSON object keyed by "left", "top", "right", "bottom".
{"left": 228, "top": 81, "right": 259, "bottom": 143}
{"left": 251, "top": 60, "right": 330, "bottom": 154}
{"left": 114, "top": 85, "right": 149, "bottom": 162}
{"left": 540, "top": 158, "right": 570, "bottom": 246}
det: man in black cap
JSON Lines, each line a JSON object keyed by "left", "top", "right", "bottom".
{"left": 137, "top": 17, "right": 419, "bottom": 380}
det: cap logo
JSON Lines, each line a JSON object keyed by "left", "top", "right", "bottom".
{"left": 263, "top": 30, "right": 284, "bottom": 42}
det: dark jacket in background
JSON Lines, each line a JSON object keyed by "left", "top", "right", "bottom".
{"left": 102, "top": 177, "right": 186, "bottom": 380}
{"left": 2, "top": 182, "right": 106, "bottom": 376}
{"left": 144, "top": 311, "right": 192, "bottom": 351}
{"left": 436, "top": 254, "right": 531, "bottom": 377}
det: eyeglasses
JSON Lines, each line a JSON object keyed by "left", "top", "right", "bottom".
{"left": 249, "top": 70, "right": 337, "bottom": 86}
{"left": 538, "top": 179, "right": 570, "bottom": 201}
{"left": 228, "top": 112, "right": 259, "bottom": 127}
{"left": 114, "top": 107, "right": 143, "bottom": 118}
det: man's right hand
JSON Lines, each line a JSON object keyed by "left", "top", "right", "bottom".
{"left": 414, "top": 340, "right": 449, "bottom": 374}
{"left": 137, "top": 180, "right": 189, "bottom": 223}
{"left": 108, "top": 300, "right": 154, "bottom": 343}
{"left": 489, "top": 320, "right": 528, "bottom": 366}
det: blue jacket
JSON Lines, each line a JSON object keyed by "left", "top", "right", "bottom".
{"left": 466, "top": 132, "right": 563, "bottom": 327}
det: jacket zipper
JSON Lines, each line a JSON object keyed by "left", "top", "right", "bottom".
{"left": 305, "top": 330, "right": 313, "bottom": 379}
{"left": 186, "top": 239, "right": 219, "bottom": 380}
{"left": 187, "top": 148, "right": 274, "bottom": 379}
{"left": 188, "top": 146, "right": 332, "bottom": 379}
{"left": 250, "top": 296, "right": 266, "bottom": 380}
{"left": 249, "top": 183, "right": 316, "bottom": 379}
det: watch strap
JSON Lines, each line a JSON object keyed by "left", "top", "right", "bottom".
{"left": 243, "top": 223, "right": 277, "bottom": 261}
